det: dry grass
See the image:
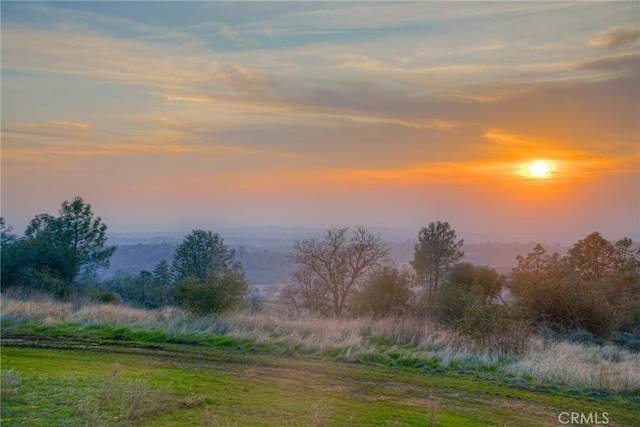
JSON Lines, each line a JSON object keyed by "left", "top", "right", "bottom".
{"left": 202, "top": 407, "right": 237, "bottom": 427}
{"left": 1, "top": 294, "right": 182, "bottom": 328}
{"left": 504, "top": 341, "right": 640, "bottom": 392}
{"left": 0, "top": 369, "right": 21, "bottom": 401}
{"left": 3, "top": 295, "right": 639, "bottom": 392}
{"left": 305, "top": 400, "right": 332, "bottom": 427}
{"left": 74, "top": 373, "right": 170, "bottom": 425}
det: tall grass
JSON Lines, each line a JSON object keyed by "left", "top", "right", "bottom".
{"left": 505, "top": 341, "right": 640, "bottom": 392}
{"left": 2, "top": 295, "right": 639, "bottom": 392}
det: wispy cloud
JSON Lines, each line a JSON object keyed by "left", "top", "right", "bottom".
{"left": 2, "top": 120, "right": 299, "bottom": 165}
{"left": 590, "top": 26, "right": 640, "bottom": 48}
{"left": 3, "top": 121, "right": 90, "bottom": 137}
{"left": 576, "top": 51, "right": 640, "bottom": 74}
{"left": 1, "top": 2, "right": 637, "bottom": 236}
{"left": 2, "top": 27, "right": 255, "bottom": 93}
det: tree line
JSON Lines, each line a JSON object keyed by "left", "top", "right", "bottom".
{"left": 2, "top": 197, "right": 639, "bottom": 346}
{"left": 1, "top": 197, "right": 246, "bottom": 314}
{"left": 283, "top": 223, "right": 640, "bottom": 342}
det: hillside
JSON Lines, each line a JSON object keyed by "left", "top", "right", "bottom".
{"left": 100, "top": 240, "right": 568, "bottom": 284}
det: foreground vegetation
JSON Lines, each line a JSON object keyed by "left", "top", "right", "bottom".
{"left": 2, "top": 198, "right": 639, "bottom": 424}
{"left": 4, "top": 344, "right": 636, "bottom": 426}
{"left": 2, "top": 298, "right": 640, "bottom": 426}
{"left": 3, "top": 297, "right": 640, "bottom": 392}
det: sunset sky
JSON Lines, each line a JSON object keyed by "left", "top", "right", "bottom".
{"left": 2, "top": 2, "right": 639, "bottom": 243}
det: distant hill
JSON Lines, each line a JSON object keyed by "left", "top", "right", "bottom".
{"left": 97, "top": 243, "right": 177, "bottom": 279}
{"left": 99, "top": 238, "right": 568, "bottom": 284}
{"left": 98, "top": 243, "right": 294, "bottom": 285}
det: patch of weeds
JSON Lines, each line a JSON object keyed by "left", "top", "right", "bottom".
{"left": 203, "top": 406, "right": 237, "bottom": 427}
{"left": 503, "top": 377, "right": 528, "bottom": 389}
{"left": 588, "top": 390, "right": 613, "bottom": 398}
{"left": 0, "top": 369, "right": 21, "bottom": 401}
{"left": 75, "top": 375, "right": 172, "bottom": 425}
{"left": 359, "top": 352, "right": 389, "bottom": 366}
{"left": 427, "top": 405, "right": 438, "bottom": 427}
{"left": 242, "top": 365, "right": 258, "bottom": 392}
{"left": 306, "top": 400, "right": 332, "bottom": 427}
{"left": 324, "top": 347, "right": 344, "bottom": 358}
{"left": 366, "top": 337, "right": 395, "bottom": 348}
{"left": 166, "top": 336, "right": 200, "bottom": 345}
{"left": 423, "top": 357, "right": 440, "bottom": 369}
{"left": 478, "top": 364, "right": 499, "bottom": 373}
{"left": 128, "top": 329, "right": 169, "bottom": 343}
{"left": 282, "top": 342, "right": 304, "bottom": 355}
{"left": 124, "top": 380, "right": 148, "bottom": 420}
{"left": 75, "top": 395, "right": 111, "bottom": 426}
{"left": 181, "top": 391, "right": 208, "bottom": 408}
{"left": 202, "top": 336, "right": 256, "bottom": 350}
{"left": 398, "top": 357, "right": 425, "bottom": 369}
{"left": 112, "top": 362, "right": 122, "bottom": 377}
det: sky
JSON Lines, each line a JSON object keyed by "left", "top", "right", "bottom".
{"left": 1, "top": 1, "right": 639, "bottom": 243}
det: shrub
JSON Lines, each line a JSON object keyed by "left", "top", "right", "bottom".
{"left": 86, "top": 285, "right": 121, "bottom": 304}
{"left": 13, "top": 267, "right": 68, "bottom": 299}
{"left": 455, "top": 302, "right": 531, "bottom": 355}
{"left": 433, "top": 283, "right": 473, "bottom": 325}
{"left": 432, "top": 263, "right": 504, "bottom": 325}
{"left": 352, "top": 266, "right": 413, "bottom": 318}
{"left": 613, "top": 329, "right": 640, "bottom": 352}
{"left": 175, "top": 272, "right": 247, "bottom": 315}
{"left": 514, "top": 277, "right": 616, "bottom": 338}
{"left": 565, "top": 328, "right": 605, "bottom": 346}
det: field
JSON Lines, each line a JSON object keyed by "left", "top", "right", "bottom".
{"left": 1, "top": 298, "right": 639, "bottom": 426}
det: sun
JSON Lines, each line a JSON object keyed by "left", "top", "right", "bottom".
{"left": 527, "top": 160, "right": 552, "bottom": 178}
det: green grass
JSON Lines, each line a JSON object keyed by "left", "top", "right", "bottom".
{"left": 2, "top": 323, "right": 640, "bottom": 426}
{"left": 2, "top": 320, "right": 257, "bottom": 350}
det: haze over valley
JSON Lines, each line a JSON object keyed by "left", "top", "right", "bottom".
{"left": 100, "top": 227, "right": 572, "bottom": 285}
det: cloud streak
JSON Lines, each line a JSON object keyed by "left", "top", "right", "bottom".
{"left": 3, "top": 121, "right": 90, "bottom": 137}
{"left": 590, "top": 26, "right": 640, "bottom": 48}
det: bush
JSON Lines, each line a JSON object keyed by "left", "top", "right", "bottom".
{"left": 432, "top": 262, "right": 504, "bottom": 325}
{"left": 612, "top": 329, "right": 640, "bottom": 352}
{"left": 511, "top": 234, "right": 640, "bottom": 338}
{"left": 611, "top": 294, "right": 640, "bottom": 332}
{"left": 353, "top": 266, "right": 413, "bottom": 318}
{"left": 433, "top": 283, "right": 474, "bottom": 325}
{"left": 13, "top": 267, "right": 68, "bottom": 299}
{"left": 86, "top": 285, "right": 121, "bottom": 304}
{"left": 514, "top": 277, "right": 616, "bottom": 338}
{"left": 455, "top": 302, "right": 531, "bottom": 355}
{"left": 566, "top": 328, "right": 604, "bottom": 346}
{"left": 175, "top": 272, "right": 247, "bottom": 315}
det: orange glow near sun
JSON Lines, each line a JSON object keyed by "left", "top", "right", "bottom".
{"left": 522, "top": 160, "right": 554, "bottom": 179}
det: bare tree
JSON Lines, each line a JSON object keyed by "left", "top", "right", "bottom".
{"left": 289, "top": 226, "right": 390, "bottom": 317}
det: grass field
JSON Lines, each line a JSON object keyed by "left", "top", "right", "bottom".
{"left": 2, "top": 298, "right": 639, "bottom": 426}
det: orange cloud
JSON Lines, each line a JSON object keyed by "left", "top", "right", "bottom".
{"left": 3, "top": 120, "right": 90, "bottom": 137}
{"left": 483, "top": 129, "right": 638, "bottom": 183}
{"left": 1, "top": 121, "right": 300, "bottom": 170}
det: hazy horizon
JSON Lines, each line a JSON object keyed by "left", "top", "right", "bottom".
{"left": 2, "top": 2, "right": 638, "bottom": 244}
{"left": 103, "top": 226, "right": 640, "bottom": 247}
